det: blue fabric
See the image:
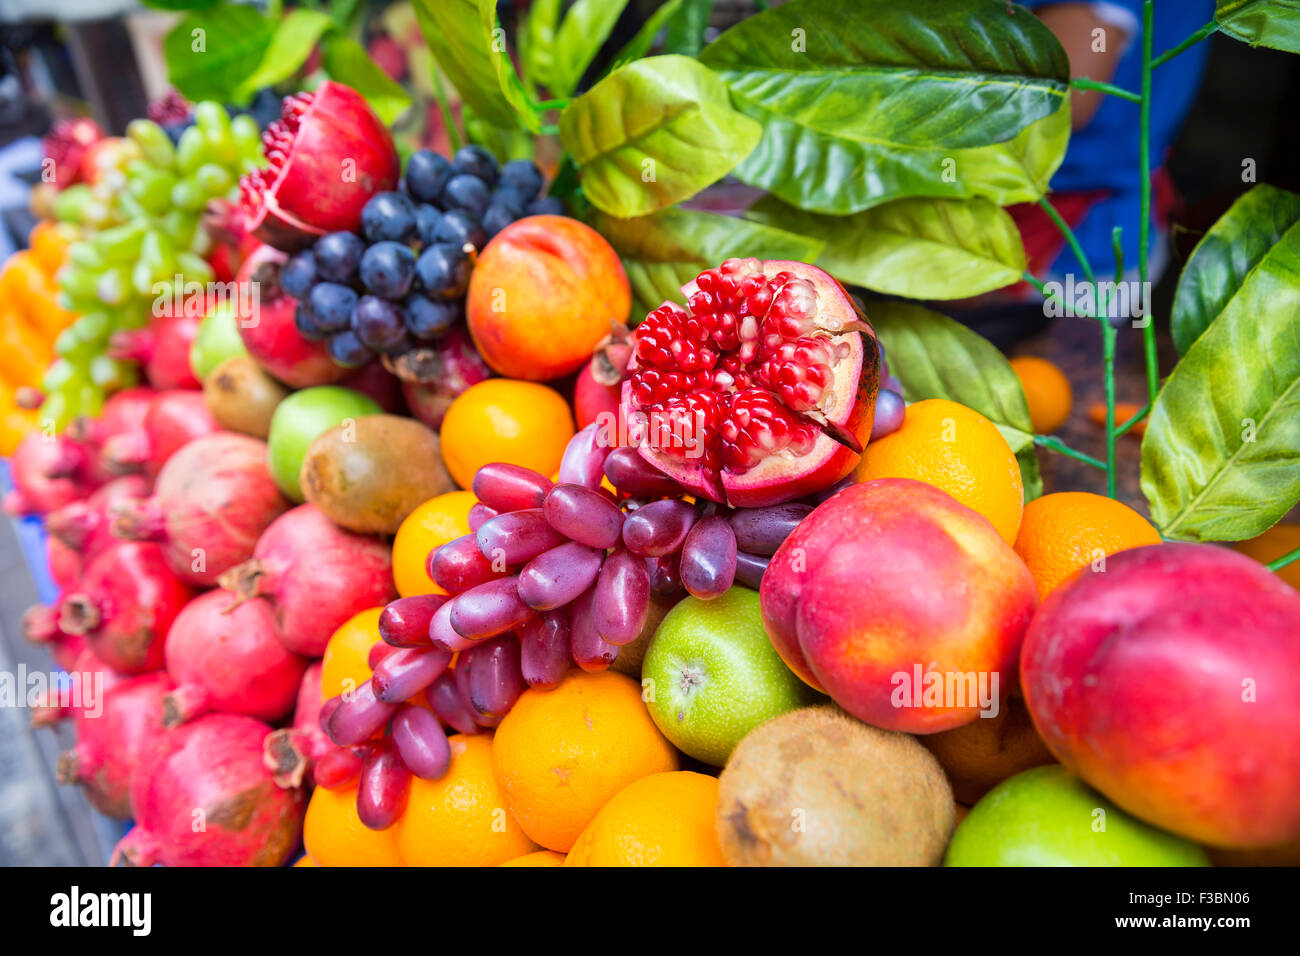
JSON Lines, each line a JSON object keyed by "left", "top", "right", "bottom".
{"left": 1019, "top": 0, "right": 1216, "bottom": 278}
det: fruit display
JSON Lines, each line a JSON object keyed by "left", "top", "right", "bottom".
{"left": 4, "top": 0, "right": 1300, "bottom": 878}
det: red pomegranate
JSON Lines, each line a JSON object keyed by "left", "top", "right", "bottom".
{"left": 238, "top": 82, "right": 399, "bottom": 251}
{"left": 620, "top": 259, "right": 879, "bottom": 507}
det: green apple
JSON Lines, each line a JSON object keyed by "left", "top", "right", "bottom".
{"left": 945, "top": 766, "right": 1209, "bottom": 866}
{"left": 267, "top": 386, "right": 382, "bottom": 501}
{"left": 190, "top": 301, "right": 248, "bottom": 382}
{"left": 642, "top": 587, "right": 821, "bottom": 766}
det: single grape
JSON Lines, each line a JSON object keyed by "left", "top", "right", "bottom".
{"left": 380, "top": 594, "right": 448, "bottom": 647}
{"left": 415, "top": 204, "right": 443, "bottom": 245}
{"left": 449, "top": 576, "right": 534, "bottom": 640}
{"left": 308, "top": 282, "right": 358, "bottom": 332}
{"left": 428, "top": 596, "right": 478, "bottom": 653}
{"left": 371, "top": 646, "right": 453, "bottom": 703}
{"left": 679, "top": 516, "right": 738, "bottom": 600}
{"left": 542, "top": 483, "right": 624, "bottom": 549}
{"left": 357, "top": 739, "right": 411, "bottom": 831}
{"left": 359, "top": 241, "right": 416, "bottom": 300}
{"left": 734, "top": 550, "right": 770, "bottom": 590}
{"left": 518, "top": 608, "right": 571, "bottom": 689}
{"left": 557, "top": 423, "right": 613, "bottom": 489}
{"left": 871, "top": 388, "right": 906, "bottom": 439}
{"left": 471, "top": 462, "right": 553, "bottom": 512}
{"left": 466, "top": 635, "right": 523, "bottom": 718}
{"left": 883, "top": 374, "right": 903, "bottom": 394}
{"left": 490, "top": 186, "right": 528, "bottom": 217}
{"left": 453, "top": 652, "right": 499, "bottom": 728}
{"left": 482, "top": 204, "right": 516, "bottom": 239}
{"left": 391, "top": 705, "right": 451, "bottom": 780}
{"left": 603, "top": 447, "right": 683, "bottom": 497}
{"left": 425, "top": 672, "right": 479, "bottom": 735}
{"left": 314, "top": 231, "right": 365, "bottom": 283}
{"left": 517, "top": 542, "right": 604, "bottom": 610}
{"left": 570, "top": 586, "right": 618, "bottom": 672}
{"left": 281, "top": 250, "right": 317, "bottom": 298}
{"left": 361, "top": 191, "right": 418, "bottom": 243}
{"left": 621, "top": 499, "right": 698, "bottom": 557}
{"left": 314, "top": 745, "right": 364, "bottom": 790}
{"left": 440, "top": 174, "right": 491, "bottom": 218}
{"left": 647, "top": 552, "right": 685, "bottom": 600}
{"left": 525, "top": 196, "right": 565, "bottom": 216}
{"left": 327, "top": 330, "right": 375, "bottom": 368}
{"left": 405, "top": 149, "right": 454, "bottom": 204}
{"left": 499, "top": 160, "right": 544, "bottom": 200}
{"left": 414, "top": 243, "right": 471, "bottom": 300}
{"left": 428, "top": 532, "right": 510, "bottom": 594}
{"left": 727, "top": 503, "right": 813, "bottom": 556}
{"left": 294, "top": 302, "right": 327, "bottom": 341}
{"left": 352, "top": 295, "right": 410, "bottom": 354}
{"left": 467, "top": 503, "right": 498, "bottom": 532}
{"left": 592, "top": 549, "right": 651, "bottom": 645}
{"left": 368, "top": 642, "right": 397, "bottom": 672}
{"left": 476, "top": 509, "right": 567, "bottom": 565}
{"left": 451, "top": 144, "right": 499, "bottom": 186}
{"left": 433, "top": 209, "right": 487, "bottom": 250}
{"left": 325, "top": 682, "right": 397, "bottom": 747}
{"left": 404, "top": 293, "right": 460, "bottom": 340}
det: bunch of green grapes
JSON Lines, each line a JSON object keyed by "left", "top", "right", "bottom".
{"left": 43, "top": 103, "right": 264, "bottom": 428}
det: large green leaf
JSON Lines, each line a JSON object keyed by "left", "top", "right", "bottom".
{"left": 1171, "top": 184, "right": 1300, "bottom": 354}
{"left": 662, "top": 0, "right": 714, "bottom": 56}
{"left": 748, "top": 195, "right": 1026, "bottom": 299}
{"left": 699, "top": 0, "right": 1068, "bottom": 151}
{"left": 412, "top": 0, "right": 538, "bottom": 131}
{"left": 559, "top": 56, "right": 761, "bottom": 218}
{"left": 612, "top": 0, "right": 686, "bottom": 70}
{"left": 548, "top": 0, "right": 632, "bottom": 97}
{"left": 164, "top": 6, "right": 274, "bottom": 104}
{"left": 1142, "top": 220, "right": 1300, "bottom": 541}
{"left": 1216, "top": 0, "right": 1300, "bottom": 54}
{"left": 321, "top": 34, "right": 413, "bottom": 127}
{"left": 519, "top": 0, "right": 561, "bottom": 90}
{"left": 867, "top": 300, "right": 1042, "bottom": 501}
{"left": 234, "top": 9, "right": 336, "bottom": 102}
{"left": 590, "top": 207, "right": 824, "bottom": 320}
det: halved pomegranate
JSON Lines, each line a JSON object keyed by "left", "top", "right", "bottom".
{"left": 619, "top": 259, "right": 878, "bottom": 508}
{"left": 239, "top": 82, "right": 399, "bottom": 251}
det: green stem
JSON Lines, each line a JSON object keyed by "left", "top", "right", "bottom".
{"left": 1036, "top": 196, "right": 1096, "bottom": 286}
{"left": 1116, "top": 400, "right": 1152, "bottom": 436}
{"left": 1035, "top": 435, "right": 1107, "bottom": 471}
{"left": 430, "top": 68, "right": 463, "bottom": 152}
{"left": 1022, "top": 271, "right": 1104, "bottom": 324}
{"left": 1267, "top": 545, "right": 1300, "bottom": 573}
{"left": 1102, "top": 226, "right": 1124, "bottom": 498}
{"left": 531, "top": 98, "right": 570, "bottom": 112}
{"left": 1152, "top": 20, "right": 1218, "bottom": 68}
{"left": 1071, "top": 77, "right": 1141, "bottom": 102}
{"left": 1139, "top": 1, "right": 1159, "bottom": 405}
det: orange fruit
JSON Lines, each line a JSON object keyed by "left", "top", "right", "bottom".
{"left": 439, "top": 379, "right": 575, "bottom": 489}
{"left": 1234, "top": 523, "right": 1300, "bottom": 591}
{"left": 395, "top": 734, "right": 537, "bottom": 866}
{"left": 1013, "top": 492, "right": 1162, "bottom": 600}
{"left": 29, "top": 220, "right": 73, "bottom": 275}
{"left": 565, "top": 771, "right": 727, "bottom": 867}
{"left": 392, "top": 490, "right": 477, "bottom": 597}
{"left": 292, "top": 855, "right": 317, "bottom": 867}
{"left": 499, "top": 850, "right": 566, "bottom": 867}
{"left": 855, "top": 398, "right": 1024, "bottom": 544}
{"left": 492, "top": 670, "right": 680, "bottom": 852}
{"left": 303, "top": 782, "right": 403, "bottom": 867}
{"left": 320, "top": 607, "right": 384, "bottom": 700}
{"left": 1009, "top": 356, "right": 1072, "bottom": 433}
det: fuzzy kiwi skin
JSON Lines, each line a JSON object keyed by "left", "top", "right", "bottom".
{"left": 300, "top": 414, "right": 454, "bottom": 534}
{"left": 716, "top": 705, "right": 956, "bottom": 866}
{"left": 204, "top": 355, "right": 290, "bottom": 438}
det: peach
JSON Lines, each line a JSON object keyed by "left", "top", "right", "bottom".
{"left": 466, "top": 215, "right": 631, "bottom": 381}
{"left": 760, "top": 478, "right": 1038, "bottom": 733}
{"left": 1021, "top": 542, "right": 1300, "bottom": 849}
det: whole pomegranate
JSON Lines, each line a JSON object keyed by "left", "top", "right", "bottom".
{"left": 399, "top": 326, "right": 492, "bottom": 431}
{"left": 239, "top": 82, "right": 399, "bottom": 250}
{"left": 620, "top": 258, "right": 879, "bottom": 507}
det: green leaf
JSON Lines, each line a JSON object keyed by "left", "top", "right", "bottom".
{"left": 866, "top": 299, "right": 1042, "bottom": 501}
{"left": 1141, "top": 221, "right": 1300, "bottom": 541}
{"left": 519, "top": 0, "right": 562, "bottom": 90}
{"left": 1171, "top": 184, "right": 1300, "bottom": 355}
{"left": 1215, "top": 0, "right": 1300, "bottom": 54}
{"left": 559, "top": 55, "right": 761, "bottom": 218}
{"left": 700, "top": 0, "right": 1069, "bottom": 151}
{"left": 235, "top": 10, "right": 336, "bottom": 102}
{"left": 164, "top": 6, "right": 275, "bottom": 104}
{"left": 549, "top": 0, "right": 632, "bottom": 97}
{"left": 142, "top": 0, "right": 218, "bottom": 10}
{"left": 748, "top": 195, "right": 1026, "bottom": 299}
{"left": 612, "top": 0, "right": 686, "bottom": 70}
{"left": 412, "top": 0, "right": 538, "bottom": 132}
{"left": 663, "top": 0, "right": 714, "bottom": 57}
{"left": 589, "top": 207, "right": 824, "bottom": 320}
{"left": 321, "top": 34, "right": 412, "bottom": 126}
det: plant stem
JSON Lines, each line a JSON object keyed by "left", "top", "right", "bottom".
{"left": 1139, "top": 1, "right": 1159, "bottom": 405}
{"left": 1102, "top": 227, "right": 1123, "bottom": 498}
{"left": 1152, "top": 20, "right": 1218, "bottom": 68}
{"left": 1116, "top": 400, "right": 1151, "bottom": 435}
{"left": 1034, "top": 435, "right": 1107, "bottom": 471}
{"left": 531, "top": 98, "right": 570, "bottom": 111}
{"left": 1267, "top": 545, "right": 1300, "bottom": 573}
{"left": 1036, "top": 196, "right": 1096, "bottom": 286}
{"left": 430, "top": 68, "right": 464, "bottom": 151}
{"left": 1071, "top": 77, "right": 1141, "bottom": 102}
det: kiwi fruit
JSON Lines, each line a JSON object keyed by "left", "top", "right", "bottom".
{"left": 716, "top": 705, "right": 955, "bottom": 866}
{"left": 918, "top": 692, "right": 1055, "bottom": 805}
{"left": 300, "top": 414, "right": 454, "bottom": 534}
{"left": 204, "top": 355, "right": 289, "bottom": 438}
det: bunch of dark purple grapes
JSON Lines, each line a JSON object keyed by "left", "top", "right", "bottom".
{"left": 279, "top": 144, "right": 562, "bottom": 368}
